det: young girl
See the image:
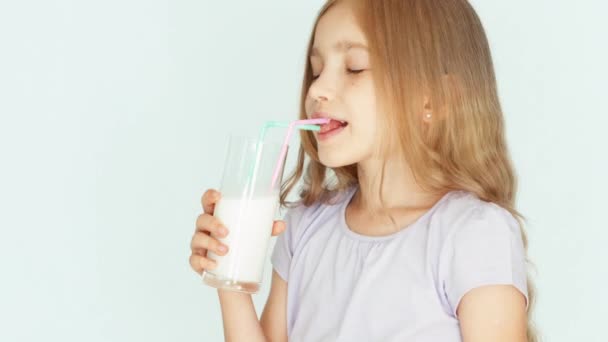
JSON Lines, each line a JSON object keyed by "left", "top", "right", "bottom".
{"left": 191, "top": 0, "right": 537, "bottom": 341}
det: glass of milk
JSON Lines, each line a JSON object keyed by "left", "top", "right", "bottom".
{"left": 202, "top": 135, "right": 287, "bottom": 294}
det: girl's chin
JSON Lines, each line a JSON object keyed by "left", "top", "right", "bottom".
{"left": 318, "top": 151, "right": 357, "bottom": 169}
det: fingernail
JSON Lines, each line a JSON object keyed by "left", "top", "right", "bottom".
{"left": 219, "top": 227, "right": 229, "bottom": 236}
{"left": 218, "top": 245, "right": 228, "bottom": 253}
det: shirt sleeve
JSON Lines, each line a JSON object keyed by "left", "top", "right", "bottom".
{"left": 270, "top": 204, "right": 305, "bottom": 282}
{"left": 441, "top": 202, "right": 529, "bottom": 316}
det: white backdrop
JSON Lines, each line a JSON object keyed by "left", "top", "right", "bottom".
{"left": 0, "top": 1, "right": 606, "bottom": 341}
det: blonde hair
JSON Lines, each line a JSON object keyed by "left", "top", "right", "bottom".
{"left": 279, "top": 0, "right": 538, "bottom": 340}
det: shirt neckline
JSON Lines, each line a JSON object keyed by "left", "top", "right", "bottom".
{"left": 338, "top": 185, "right": 455, "bottom": 242}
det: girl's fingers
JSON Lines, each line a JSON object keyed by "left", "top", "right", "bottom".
{"left": 192, "top": 247, "right": 207, "bottom": 257}
{"left": 189, "top": 254, "right": 217, "bottom": 274}
{"left": 190, "top": 231, "right": 229, "bottom": 256}
{"left": 195, "top": 213, "right": 229, "bottom": 238}
{"left": 201, "top": 189, "right": 221, "bottom": 214}
{"left": 271, "top": 220, "right": 286, "bottom": 236}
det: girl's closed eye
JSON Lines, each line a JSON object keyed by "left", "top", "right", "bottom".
{"left": 311, "top": 68, "right": 366, "bottom": 80}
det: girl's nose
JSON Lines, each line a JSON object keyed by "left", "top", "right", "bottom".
{"left": 308, "top": 81, "right": 335, "bottom": 103}
{"left": 315, "top": 95, "right": 329, "bottom": 103}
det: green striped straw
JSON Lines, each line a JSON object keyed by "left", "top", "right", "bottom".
{"left": 245, "top": 121, "right": 321, "bottom": 194}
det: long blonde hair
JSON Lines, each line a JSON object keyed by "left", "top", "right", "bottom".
{"left": 279, "top": 0, "right": 538, "bottom": 340}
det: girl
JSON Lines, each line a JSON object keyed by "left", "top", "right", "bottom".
{"left": 190, "top": 0, "right": 537, "bottom": 341}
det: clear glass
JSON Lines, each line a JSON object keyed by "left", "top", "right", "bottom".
{"left": 202, "top": 135, "right": 287, "bottom": 294}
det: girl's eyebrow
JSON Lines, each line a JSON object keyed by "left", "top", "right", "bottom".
{"left": 310, "top": 40, "right": 369, "bottom": 58}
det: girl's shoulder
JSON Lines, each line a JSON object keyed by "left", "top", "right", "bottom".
{"left": 431, "top": 190, "right": 520, "bottom": 233}
{"left": 429, "top": 190, "right": 526, "bottom": 276}
{"left": 431, "top": 191, "right": 529, "bottom": 315}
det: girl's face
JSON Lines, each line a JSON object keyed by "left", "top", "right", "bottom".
{"left": 305, "top": 3, "right": 378, "bottom": 168}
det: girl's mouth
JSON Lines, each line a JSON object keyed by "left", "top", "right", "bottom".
{"left": 318, "top": 119, "right": 348, "bottom": 141}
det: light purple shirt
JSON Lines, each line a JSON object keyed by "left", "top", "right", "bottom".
{"left": 270, "top": 185, "right": 528, "bottom": 342}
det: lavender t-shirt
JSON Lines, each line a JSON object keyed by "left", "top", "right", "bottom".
{"left": 270, "top": 186, "right": 528, "bottom": 342}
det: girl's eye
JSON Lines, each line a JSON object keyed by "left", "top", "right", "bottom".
{"left": 311, "top": 69, "right": 365, "bottom": 80}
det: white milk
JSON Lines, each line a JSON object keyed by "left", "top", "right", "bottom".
{"left": 206, "top": 195, "right": 279, "bottom": 284}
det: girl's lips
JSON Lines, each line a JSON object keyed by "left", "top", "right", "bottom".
{"left": 317, "top": 123, "right": 346, "bottom": 141}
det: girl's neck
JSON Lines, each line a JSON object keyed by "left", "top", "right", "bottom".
{"left": 353, "top": 157, "right": 440, "bottom": 211}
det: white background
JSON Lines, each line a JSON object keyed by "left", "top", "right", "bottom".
{"left": 0, "top": 1, "right": 606, "bottom": 341}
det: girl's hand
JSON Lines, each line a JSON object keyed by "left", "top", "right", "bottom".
{"left": 189, "top": 189, "right": 286, "bottom": 275}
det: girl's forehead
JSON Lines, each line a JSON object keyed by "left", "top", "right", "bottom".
{"left": 313, "top": 6, "right": 368, "bottom": 55}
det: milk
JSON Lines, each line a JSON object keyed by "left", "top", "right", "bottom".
{"left": 206, "top": 195, "right": 279, "bottom": 284}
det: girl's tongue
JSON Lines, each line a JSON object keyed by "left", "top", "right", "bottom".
{"left": 320, "top": 119, "right": 346, "bottom": 133}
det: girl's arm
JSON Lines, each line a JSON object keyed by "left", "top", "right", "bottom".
{"left": 217, "top": 290, "right": 267, "bottom": 342}
{"left": 260, "top": 270, "right": 288, "bottom": 341}
{"left": 217, "top": 270, "right": 288, "bottom": 342}
{"left": 457, "top": 285, "right": 528, "bottom": 342}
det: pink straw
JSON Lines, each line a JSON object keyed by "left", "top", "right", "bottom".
{"left": 270, "top": 118, "right": 330, "bottom": 189}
